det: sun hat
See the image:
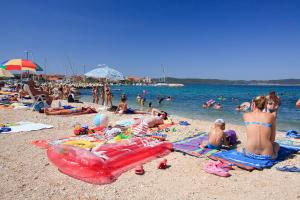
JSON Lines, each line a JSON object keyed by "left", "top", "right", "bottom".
{"left": 215, "top": 119, "right": 225, "bottom": 125}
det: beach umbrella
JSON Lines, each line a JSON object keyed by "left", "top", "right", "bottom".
{"left": 0, "top": 69, "right": 14, "bottom": 78}
{"left": 1, "top": 59, "right": 41, "bottom": 72}
{"left": 85, "top": 65, "right": 124, "bottom": 81}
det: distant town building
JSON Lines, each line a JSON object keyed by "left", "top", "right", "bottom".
{"left": 36, "top": 74, "right": 65, "bottom": 81}
{"left": 126, "top": 76, "right": 152, "bottom": 83}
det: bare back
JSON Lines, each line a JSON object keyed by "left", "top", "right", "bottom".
{"left": 243, "top": 112, "right": 275, "bottom": 155}
{"left": 208, "top": 126, "right": 224, "bottom": 146}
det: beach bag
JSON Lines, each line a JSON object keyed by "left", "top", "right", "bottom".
{"left": 33, "top": 101, "right": 45, "bottom": 112}
{"left": 224, "top": 130, "right": 237, "bottom": 145}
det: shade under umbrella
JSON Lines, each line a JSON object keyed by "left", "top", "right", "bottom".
{"left": 0, "top": 69, "right": 14, "bottom": 78}
{"left": 85, "top": 65, "right": 124, "bottom": 81}
{"left": 1, "top": 59, "right": 41, "bottom": 71}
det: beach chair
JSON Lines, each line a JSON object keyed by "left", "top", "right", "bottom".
{"left": 22, "top": 84, "right": 49, "bottom": 111}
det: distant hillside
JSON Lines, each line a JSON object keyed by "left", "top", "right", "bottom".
{"left": 153, "top": 77, "right": 300, "bottom": 85}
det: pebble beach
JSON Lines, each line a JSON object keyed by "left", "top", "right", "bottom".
{"left": 0, "top": 101, "right": 299, "bottom": 200}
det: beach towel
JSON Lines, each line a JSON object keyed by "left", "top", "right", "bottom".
{"left": 276, "top": 139, "right": 300, "bottom": 151}
{"left": 32, "top": 134, "right": 106, "bottom": 149}
{"left": 115, "top": 119, "right": 135, "bottom": 127}
{"left": 172, "top": 132, "right": 219, "bottom": 157}
{"left": 286, "top": 130, "right": 300, "bottom": 139}
{"left": 0, "top": 121, "right": 53, "bottom": 133}
{"left": 209, "top": 146, "right": 298, "bottom": 170}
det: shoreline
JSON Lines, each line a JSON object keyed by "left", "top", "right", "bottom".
{"left": 0, "top": 101, "right": 299, "bottom": 200}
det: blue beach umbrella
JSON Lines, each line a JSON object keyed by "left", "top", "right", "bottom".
{"left": 85, "top": 65, "right": 124, "bottom": 81}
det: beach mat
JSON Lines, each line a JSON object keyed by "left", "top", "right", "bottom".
{"left": 1, "top": 121, "right": 53, "bottom": 133}
{"left": 276, "top": 139, "right": 300, "bottom": 151}
{"left": 47, "top": 137, "right": 172, "bottom": 185}
{"left": 209, "top": 146, "right": 298, "bottom": 170}
{"left": 172, "top": 132, "right": 219, "bottom": 157}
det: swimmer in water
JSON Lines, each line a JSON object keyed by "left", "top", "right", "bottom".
{"left": 158, "top": 96, "right": 165, "bottom": 104}
{"left": 136, "top": 94, "right": 142, "bottom": 103}
{"left": 166, "top": 96, "right": 172, "bottom": 101}
{"left": 214, "top": 103, "right": 222, "bottom": 110}
{"left": 297, "top": 99, "right": 300, "bottom": 108}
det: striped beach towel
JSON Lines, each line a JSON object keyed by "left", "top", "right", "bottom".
{"left": 172, "top": 132, "right": 219, "bottom": 157}
{"left": 132, "top": 122, "right": 149, "bottom": 136}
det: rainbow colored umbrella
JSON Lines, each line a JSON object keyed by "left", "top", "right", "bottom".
{"left": 1, "top": 59, "right": 41, "bottom": 71}
{"left": 0, "top": 69, "right": 14, "bottom": 77}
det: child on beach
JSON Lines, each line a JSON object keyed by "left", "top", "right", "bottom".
{"left": 115, "top": 95, "right": 147, "bottom": 114}
{"left": 200, "top": 119, "right": 229, "bottom": 150}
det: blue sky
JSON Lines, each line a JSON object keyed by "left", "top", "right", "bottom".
{"left": 0, "top": 0, "right": 299, "bottom": 80}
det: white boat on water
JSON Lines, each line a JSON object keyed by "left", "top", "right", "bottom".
{"left": 153, "top": 83, "right": 184, "bottom": 87}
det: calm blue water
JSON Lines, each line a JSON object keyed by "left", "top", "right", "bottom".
{"left": 80, "top": 84, "right": 300, "bottom": 131}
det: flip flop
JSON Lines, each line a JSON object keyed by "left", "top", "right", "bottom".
{"left": 203, "top": 162, "right": 231, "bottom": 177}
{"left": 0, "top": 127, "right": 12, "bottom": 133}
{"left": 214, "top": 160, "right": 233, "bottom": 172}
{"left": 157, "top": 159, "right": 168, "bottom": 169}
{"left": 179, "top": 121, "right": 190, "bottom": 126}
{"left": 276, "top": 166, "right": 300, "bottom": 172}
{"left": 135, "top": 165, "right": 145, "bottom": 175}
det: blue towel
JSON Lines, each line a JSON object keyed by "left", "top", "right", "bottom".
{"left": 276, "top": 139, "right": 300, "bottom": 151}
{"left": 286, "top": 130, "right": 300, "bottom": 139}
{"left": 211, "top": 147, "right": 297, "bottom": 169}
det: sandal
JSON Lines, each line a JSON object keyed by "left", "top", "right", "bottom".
{"left": 157, "top": 159, "right": 168, "bottom": 169}
{"left": 135, "top": 165, "right": 145, "bottom": 175}
{"left": 214, "top": 160, "right": 233, "bottom": 172}
{"left": 276, "top": 165, "right": 300, "bottom": 172}
{"left": 203, "top": 162, "right": 231, "bottom": 177}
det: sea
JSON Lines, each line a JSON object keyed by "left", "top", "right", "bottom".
{"left": 80, "top": 84, "right": 300, "bottom": 131}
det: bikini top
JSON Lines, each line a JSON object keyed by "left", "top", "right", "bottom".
{"left": 244, "top": 121, "right": 272, "bottom": 128}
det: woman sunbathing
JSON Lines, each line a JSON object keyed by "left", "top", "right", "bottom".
{"left": 44, "top": 106, "right": 97, "bottom": 115}
{"left": 242, "top": 96, "right": 279, "bottom": 160}
{"left": 132, "top": 111, "right": 169, "bottom": 136}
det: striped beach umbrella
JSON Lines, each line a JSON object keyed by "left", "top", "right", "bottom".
{"left": 1, "top": 59, "right": 41, "bottom": 71}
{"left": 0, "top": 68, "right": 14, "bottom": 77}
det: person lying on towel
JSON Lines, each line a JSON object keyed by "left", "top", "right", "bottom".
{"left": 132, "top": 111, "right": 169, "bottom": 136}
{"left": 242, "top": 95, "right": 279, "bottom": 160}
{"left": 42, "top": 106, "right": 97, "bottom": 115}
{"left": 200, "top": 119, "right": 229, "bottom": 150}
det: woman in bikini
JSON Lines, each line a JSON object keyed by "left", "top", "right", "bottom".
{"left": 105, "top": 83, "right": 112, "bottom": 107}
{"left": 44, "top": 106, "right": 97, "bottom": 115}
{"left": 242, "top": 96, "right": 280, "bottom": 160}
